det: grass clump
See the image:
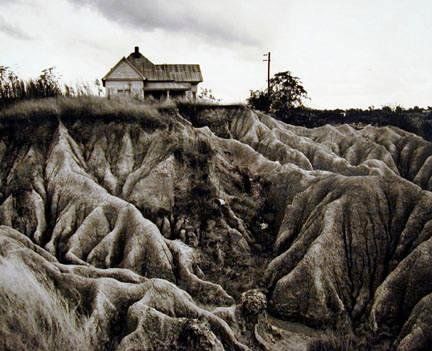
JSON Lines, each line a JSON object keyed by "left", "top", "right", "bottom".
{"left": 0, "top": 257, "right": 92, "bottom": 351}
{"left": 307, "top": 331, "right": 386, "bottom": 351}
{"left": 307, "top": 333, "right": 355, "bottom": 351}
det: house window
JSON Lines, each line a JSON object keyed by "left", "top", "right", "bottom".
{"left": 117, "top": 89, "right": 131, "bottom": 94}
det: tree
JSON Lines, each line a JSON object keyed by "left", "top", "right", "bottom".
{"left": 247, "top": 89, "right": 270, "bottom": 113}
{"left": 247, "top": 71, "right": 308, "bottom": 118}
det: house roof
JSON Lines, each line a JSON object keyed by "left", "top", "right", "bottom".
{"left": 127, "top": 52, "right": 155, "bottom": 70}
{"left": 102, "top": 57, "right": 145, "bottom": 82}
{"left": 103, "top": 48, "right": 203, "bottom": 84}
{"left": 142, "top": 64, "right": 203, "bottom": 82}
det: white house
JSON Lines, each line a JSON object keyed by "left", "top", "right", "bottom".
{"left": 102, "top": 46, "right": 203, "bottom": 100}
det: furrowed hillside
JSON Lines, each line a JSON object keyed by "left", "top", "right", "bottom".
{"left": 1, "top": 97, "right": 432, "bottom": 350}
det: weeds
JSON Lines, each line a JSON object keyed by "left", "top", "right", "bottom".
{"left": 307, "top": 332, "right": 355, "bottom": 351}
{"left": 0, "top": 66, "right": 94, "bottom": 108}
{"left": 0, "top": 257, "right": 92, "bottom": 351}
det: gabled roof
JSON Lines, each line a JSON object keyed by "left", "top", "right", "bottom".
{"left": 102, "top": 57, "right": 145, "bottom": 82}
{"left": 126, "top": 52, "right": 155, "bottom": 70}
{"left": 103, "top": 48, "right": 203, "bottom": 84}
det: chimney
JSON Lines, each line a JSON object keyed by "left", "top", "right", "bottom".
{"left": 134, "top": 46, "right": 140, "bottom": 57}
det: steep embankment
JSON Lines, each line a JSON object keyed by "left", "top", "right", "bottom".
{"left": 1, "top": 97, "right": 432, "bottom": 350}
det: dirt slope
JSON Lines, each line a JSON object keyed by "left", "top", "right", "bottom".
{"left": 1, "top": 98, "right": 432, "bottom": 350}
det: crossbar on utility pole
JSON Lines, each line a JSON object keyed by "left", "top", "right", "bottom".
{"left": 263, "top": 52, "right": 271, "bottom": 97}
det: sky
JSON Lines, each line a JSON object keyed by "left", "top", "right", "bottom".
{"left": 0, "top": 0, "right": 431, "bottom": 108}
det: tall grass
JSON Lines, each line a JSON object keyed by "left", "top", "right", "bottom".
{"left": 307, "top": 333, "right": 355, "bottom": 351}
{"left": 0, "top": 257, "right": 92, "bottom": 351}
{"left": 0, "top": 66, "right": 96, "bottom": 108}
{"left": 0, "top": 95, "right": 170, "bottom": 127}
{"left": 307, "top": 331, "right": 383, "bottom": 351}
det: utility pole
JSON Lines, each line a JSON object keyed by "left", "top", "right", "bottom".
{"left": 263, "top": 52, "right": 271, "bottom": 97}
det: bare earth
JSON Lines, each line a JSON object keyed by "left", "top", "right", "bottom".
{"left": 1, "top": 99, "right": 432, "bottom": 350}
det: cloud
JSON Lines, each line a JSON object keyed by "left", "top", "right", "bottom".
{"left": 67, "top": 0, "right": 262, "bottom": 46}
{"left": 0, "top": 15, "right": 33, "bottom": 40}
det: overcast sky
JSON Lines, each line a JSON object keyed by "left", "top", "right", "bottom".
{"left": 1, "top": 0, "right": 431, "bottom": 108}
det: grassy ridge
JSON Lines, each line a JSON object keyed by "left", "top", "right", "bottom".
{"left": 0, "top": 96, "right": 162, "bottom": 124}
{"left": 1, "top": 96, "right": 430, "bottom": 141}
{"left": 0, "top": 96, "right": 244, "bottom": 125}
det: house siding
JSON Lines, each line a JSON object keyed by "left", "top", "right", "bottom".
{"left": 105, "top": 80, "right": 144, "bottom": 99}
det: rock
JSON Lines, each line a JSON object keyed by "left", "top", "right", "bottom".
{"left": 240, "top": 289, "right": 267, "bottom": 321}
{"left": 179, "top": 319, "right": 224, "bottom": 351}
{"left": 179, "top": 229, "right": 187, "bottom": 242}
{"left": 186, "top": 231, "right": 198, "bottom": 247}
{"left": 216, "top": 198, "right": 225, "bottom": 206}
{"left": 161, "top": 216, "right": 172, "bottom": 238}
